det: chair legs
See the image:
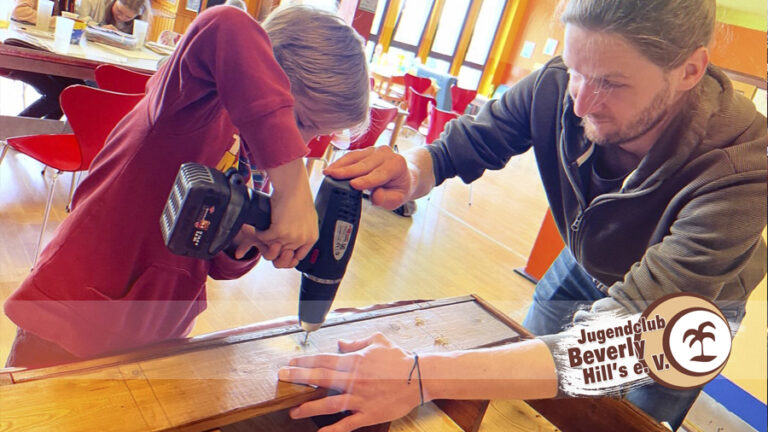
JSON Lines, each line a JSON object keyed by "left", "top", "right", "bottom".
{"left": 66, "top": 171, "right": 79, "bottom": 212}
{"left": 33, "top": 169, "right": 60, "bottom": 269}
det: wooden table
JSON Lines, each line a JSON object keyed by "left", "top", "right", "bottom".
{"left": 1, "top": 24, "right": 160, "bottom": 138}
{"left": 1, "top": 25, "right": 161, "bottom": 80}
{"left": 0, "top": 295, "right": 667, "bottom": 432}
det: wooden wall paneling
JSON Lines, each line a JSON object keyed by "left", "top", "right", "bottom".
{"left": 149, "top": 0, "right": 179, "bottom": 43}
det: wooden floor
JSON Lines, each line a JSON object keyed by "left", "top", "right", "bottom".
{"left": 0, "top": 88, "right": 559, "bottom": 431}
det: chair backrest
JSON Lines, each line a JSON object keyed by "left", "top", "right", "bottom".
{"left": 60, "top": 85, "right": 144, "bottom": 169}
{"left": 450, "top": 85, "right": 477, "bottom": 115}
{"left": 405, "top": 73, "right": 432, "bottom": 95}
{"left": 349, "top": 106, "right": 399, "bottom": 151}
{"left": 94, "top": 64, "right": 153, "bottom": 94}
{"left": 426, "top": 100, "right": 458, "bottom": 144}
{"left": 404, "top": 89, "right": 436, "bottom": 131}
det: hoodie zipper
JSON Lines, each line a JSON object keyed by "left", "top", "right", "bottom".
{"left": 558, "top": 114, "right": 664, "bottom": 260}
{"left": 557, "top": 116, "right": 589, "bottom": 257}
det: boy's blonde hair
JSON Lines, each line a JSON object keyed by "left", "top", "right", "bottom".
{"left": 263, "top": 5, "right": 370, "bottom": 135}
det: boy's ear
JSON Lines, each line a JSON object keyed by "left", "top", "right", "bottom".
{"left": 675, "top": 46, "right": 709, "bottom": 92}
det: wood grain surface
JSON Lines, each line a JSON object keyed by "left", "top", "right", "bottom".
{"left": 0, "top": 297, "right": 519, "bottom": 432}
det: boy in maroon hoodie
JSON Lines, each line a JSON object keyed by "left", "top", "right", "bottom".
{"left": 4, "top": 5, "right": 370, "bottom": 368}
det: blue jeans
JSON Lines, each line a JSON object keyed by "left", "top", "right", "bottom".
{"left": 522, "top": 249, "right": 702, "bottom": 431}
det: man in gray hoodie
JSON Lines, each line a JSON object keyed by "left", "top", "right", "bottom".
{"left": 278, "top": 1, "right": 767, "bottom": 431}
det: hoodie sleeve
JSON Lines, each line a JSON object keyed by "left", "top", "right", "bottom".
{"left": 426, "top": 70, "right": 539, "bottom": 186}
{"left": 608, "top": 147, "right": 767, "bottom": 314}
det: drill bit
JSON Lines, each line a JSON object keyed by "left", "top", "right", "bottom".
{"left": 302, "top": 331, "right": 309, "bottom": 345}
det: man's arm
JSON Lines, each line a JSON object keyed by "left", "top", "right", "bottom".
{"left": 608, "top": 170, "right": 767, "bottom": 314}
{"left": 325, "top": 69, "right": 545, "bottom": 209}
{"left": 279, "top": 333, "right": 558, "bottom": 432}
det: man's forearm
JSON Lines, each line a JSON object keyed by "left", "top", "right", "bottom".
{"left": 404, "top": 146, "right": 437, "bottom": 201}
{"left": 421, "top": 339, "right": 558, "bottom": 401}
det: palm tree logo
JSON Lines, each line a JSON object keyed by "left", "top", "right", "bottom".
{"left": 683, "top": 322, "right": 717, "bottom": 362}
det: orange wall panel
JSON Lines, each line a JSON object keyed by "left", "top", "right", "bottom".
{"left": 710, "top": 23, "right": 767, "bottom": 79}
{"left": 497, "top": 0, "right": 563, "bottom": 86}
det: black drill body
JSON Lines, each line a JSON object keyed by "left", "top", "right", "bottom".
{"left": 160, "top": 162, "right": 362, "bottom": 332}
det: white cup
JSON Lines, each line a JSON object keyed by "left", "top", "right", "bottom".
{"left": 35, "top": 0, "right": 53, "bottom": 31}
{"left": 132, "top": 19, "right": 148, "bottom": 48}
{"left": 53, "top": 16, "right": 74, "bottom": 53}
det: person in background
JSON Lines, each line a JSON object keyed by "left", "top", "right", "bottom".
{"left": 278, "top": 0, "right": 766, "bottom": 431}
{"left": 224, "top": 0, "right": 247, "bottom": 11}
{"left": 77, "top": 0, "right": 151, "bottom": 34}
{"left": 4, "top": 5, "right": 370, "bottom": 370}
{"left": 6, "top": 0, "right": 82, "bottom": 119}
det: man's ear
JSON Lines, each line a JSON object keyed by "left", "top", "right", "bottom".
{"left": 675, "top": 46, "right": 709, "bottom": 91}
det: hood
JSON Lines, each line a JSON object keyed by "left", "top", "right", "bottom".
{"left": 623, "top": 65, "right": 760, "bottom": 191}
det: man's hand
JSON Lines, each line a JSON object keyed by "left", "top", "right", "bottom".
{"left": 278, "top": 333, "right": 422, "bottom": 432}
{"left": 324, "top": 147, "right": 413, "bottom": 211}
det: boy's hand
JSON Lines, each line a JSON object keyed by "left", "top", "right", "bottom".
{"left": 231, "top": 159, "right": 318, "bottom": 268}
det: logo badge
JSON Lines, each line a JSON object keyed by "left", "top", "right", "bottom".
{"left": 639, "top": 293, "right": 732, "bottom": 389}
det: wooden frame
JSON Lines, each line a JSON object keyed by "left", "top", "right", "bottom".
{"left": 0, "top": 295, "right": 668, "bottom": 432}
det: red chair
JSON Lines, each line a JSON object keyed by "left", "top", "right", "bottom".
{"left": 403, "top": 73, "right": 432, "bottom": 109}
{"left": 425, "top": 100, "right": 458, "bottom": 144}
{"left": 94, "top": 64, "right": 153, "bottom": 94}
{"left": 348, "top": 106, "right": 399, "bottom": 150}
{"left": 0, "top": 85, "right": 143, "bottom": 267}
{"left": 403, "top": 89, "right": 436, "bottom": 131}
{"left": 405, "top": 73, "right": 432, "bottom": 97}
{"left": 305, "top": 134, "right": 334, "bottom": 174}
{"left": 450, "top": 84, "right": 477, "bottom": 115}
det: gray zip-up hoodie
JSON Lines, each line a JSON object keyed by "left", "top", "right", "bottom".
{"left": 427, "top": 56, "right": 766, "bottom": 317}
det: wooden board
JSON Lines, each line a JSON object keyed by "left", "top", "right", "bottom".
{"left": 0, "top": 296, "right": 519, "bottom": 432}
{"left": 0, "top": 295, "right": 667, "bottom": 432}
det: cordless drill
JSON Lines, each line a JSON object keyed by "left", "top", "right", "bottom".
{"left": 160, "top": 162, "right": 362, "bottom": 339}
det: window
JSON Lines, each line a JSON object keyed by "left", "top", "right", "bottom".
{"left": 458, "top": 0, "right": 506, "bottom": 88}
{"left": 390, "top": 0, "right": 434, "bottom": 52}
{"left": 430, "top": 0, "right": 471, "bottom": 57}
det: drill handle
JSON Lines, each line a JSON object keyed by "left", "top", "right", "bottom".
{"left": 242, "top": 187, "right": 271, "bottom": 231}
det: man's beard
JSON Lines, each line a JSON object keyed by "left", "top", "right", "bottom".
{"left": 582, "top": 79, "right": 672, "bottom": 146}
